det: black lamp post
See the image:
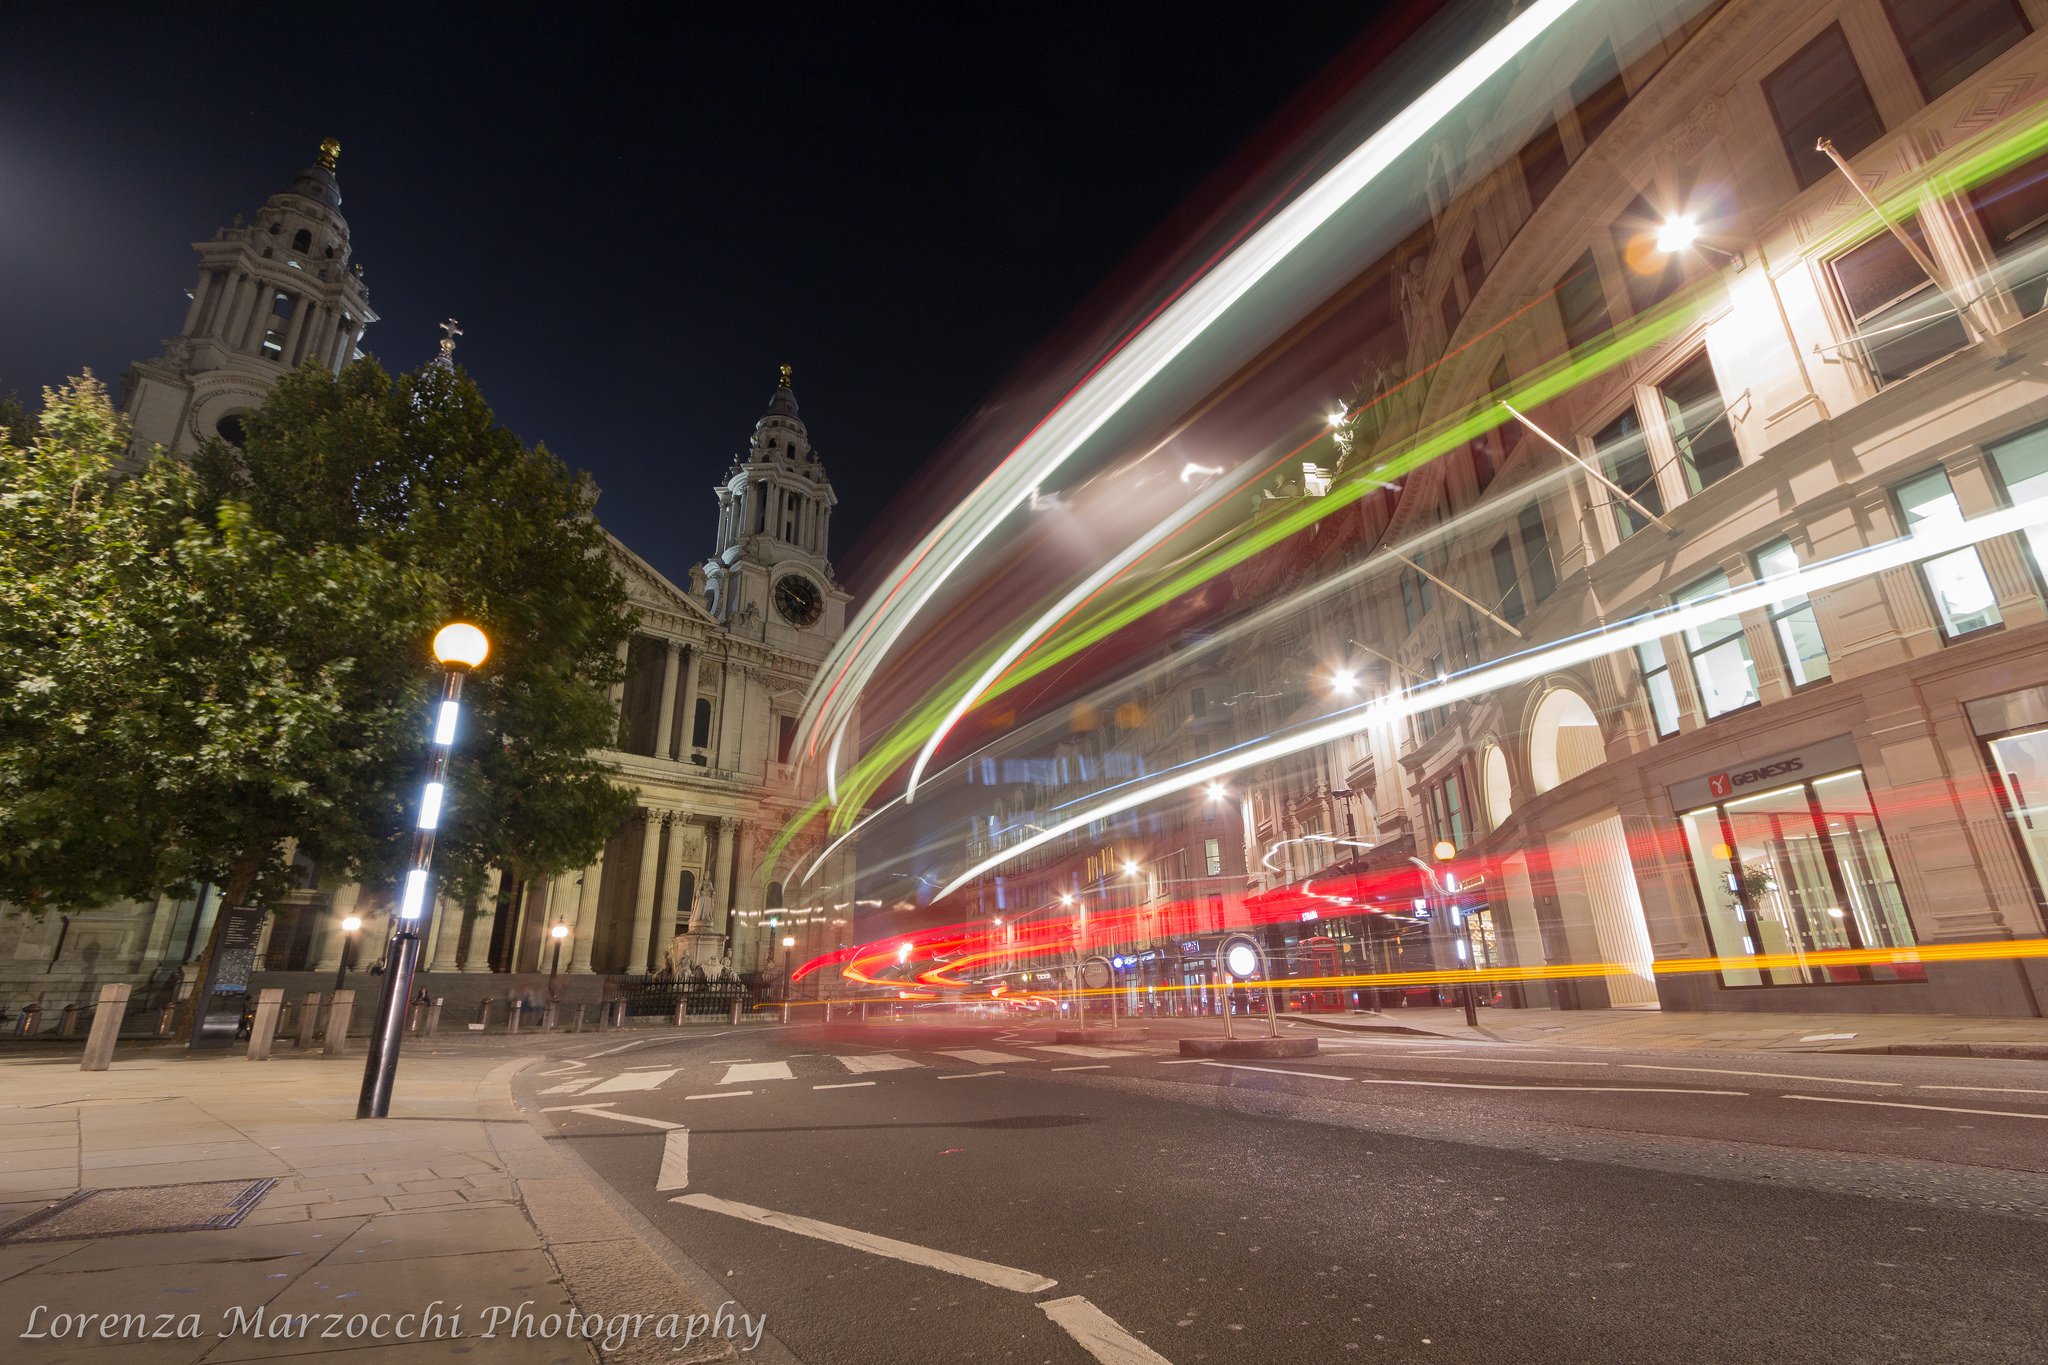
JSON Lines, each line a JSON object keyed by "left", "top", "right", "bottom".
{"left": 548, "top": 920, "right": 568, "bottom": 1000}
{"left": 357, "top": 622, "right": 488, "bottom": 1120}
{"left": 335, "top": 914, "right": 361, "bottom": 992}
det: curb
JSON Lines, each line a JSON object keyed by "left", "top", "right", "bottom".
{"left": 1286, "top": 1016, "right": 1457, "bottom": 1039}
{"left": 1833, "top": 1041, "right": 2048, "bottom": 1060}
{"left": 1179, "top": 1037, "right": 1320, "bottom": 1058}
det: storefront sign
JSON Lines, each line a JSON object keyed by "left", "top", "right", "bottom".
{"left": 1668, "top": 734, "right": 1862, "bottom": 810}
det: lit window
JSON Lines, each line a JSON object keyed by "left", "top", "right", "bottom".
{"left": 1675, "top": 572, "right": 1759, "bottom": 718}
{"left": 1659, "top": 352, "right": 1742, "bottom": 493}
{"left": 1636, "top": 640, "right": 1681, "bottom": 736}
{"left": 1204, "top": 838, "right": 1222, "bottom": 877}
{"left": 1593, "top": 406, "right": 1662, "bottom": 540}
{"left": 1763, "top": 25, "right": 1885, "bottom": 190}
{"left": 1987, "top": 422, "right": 2048, "bottom": 576}
{"left": 1753, "top": 539, "right": 1832, "bottom": 686}
{"left": 1894, "top": 467, "right": 2003, "bottom": 636}
{"left": 1882, "top": 0, "right": 2029, "bottom": 100}
{"left": 1555, "top": 249, "right": 1611, "bottom": 351}
{"left": 1830, "top": 218, "right": 1969, "bottom": 384}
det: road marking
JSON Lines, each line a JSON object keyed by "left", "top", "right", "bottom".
{"left": 1038, "top": 1294, "right": 1171, "bottom": 1364}
{"left": 937, "top": 1070, "right": 1004, "bottom": 1080}
{"left": 656, "top": 1128, "right": 690, "bottom": 1192}
{"left": 684, "top": 1090, "right": 754, "bottom": 1100}
{"left": 548, "top": 1105, "right": 683, "bottom": 1132}
{"left": 1920, "top": 1084, "right": 2048, "bottom": 1096}
{"left": 538, "top": 1078, "right": 601, "bottom": 1095}
{"left": 541, "top": 1101, "right": 618, "bottom": 1112}
{"left": 584, "top": 1069, "right": 679, "bottom": 1094}
{"left": 814, "top": 1081, "right": 877, "bottom": 1090}
{"left": 537, "top": 1064, "right": 586, "bottom": 1077}
{"left": 940, "top": 1048, "right": 1032, "bottom": 1064}
{"left": 836, "top": 1053, "right": 925, "bottom": 1074}
{"left": 1785, "top": 1095, "right": 2048, "bottom": 1120}
{"left": 584, "top": 1039, "right": 654, "bottom": 1058}
{"left": 1352, "top": 1079, "right": 1746, "bottom": 1095}
{"left": 720, "top": 1062, "right": 794, "bottom": 1085}
{"left": 1201, "top": 1062, "right": 1350, "bottom": 1082}
{"left": 1030, "top": 1044, "right": 1141, "bottom": 1058}
{"left": 1156, "top": 1059, "right": 1211, "bottom": 1065}
{"left": 672, "top": 1194, "right": 1057, "bottom": 1293}
{"left": 1400, "top": 1055, "right": 1610, "bottom": 1068}
{"left": 709, "top": 1058, "right": 754, "bottom": 1063}
{"left": 1052, "top": 1064, "right": 1112, "bottom": 1072}
{"left": 624, "top": 1063, "right": 676, "bottom": 1071}
{"left": 1622, "top": 1063, "right": 1898, "bottom": 1087}
{"left": 1800, "top": 1032, "right": 1858, "bottom": 1042}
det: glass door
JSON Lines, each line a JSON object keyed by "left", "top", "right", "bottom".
{"left": 1988, "top": 726, "right": 2048, "bottom": 914}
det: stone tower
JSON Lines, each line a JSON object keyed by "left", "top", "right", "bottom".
{"left": 120, "top": 138, "right": 376, "bottom": 461}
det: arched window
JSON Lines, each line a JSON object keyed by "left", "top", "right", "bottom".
{"left": 692, "top": 697, "right": 713, "bottom": 748}
{"left": 1482, "top": 742, "right": 1513, "bottom": 827}
{"left": 291, "top": 228, "right": 312, "bottom": 253}
{"left": 215, "top": 414, "right": 247, "bottom": 447}
{"left": 1529, "top": 689, "right": 1603, "bottom": 793}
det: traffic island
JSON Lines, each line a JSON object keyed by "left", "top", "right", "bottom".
{"left": 1055, "top": 1028, "right": 1146, "bottom": 1044}
{"left": 1178, "top": 1036, "right": 1319, "bottom": 1058}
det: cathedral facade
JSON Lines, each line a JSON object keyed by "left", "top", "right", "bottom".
{"left": 0, "top": 143, "right": 855, "bottom": 1012}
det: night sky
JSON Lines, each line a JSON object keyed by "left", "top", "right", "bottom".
{"left": 4, "top": 3, "right": 1387, "bottom": 588}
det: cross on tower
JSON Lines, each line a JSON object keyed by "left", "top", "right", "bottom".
{"left": 438, "top": 318, "right": 463, "bottom": 360}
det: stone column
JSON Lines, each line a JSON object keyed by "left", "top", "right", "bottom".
{"left": 464, "top": 868, "right": 503, "bottom": 972}
{"left": 716, "top": 665, "right": 744, "bottom": 771}
{"left": 180, "top": 271, "right": 215, "bottom": 334}
{"left": 609, "top": 636, "right": 632, "bottom": 731}
{"left": 279, "top": 294, "right": 309, "bottom": 365}
{"left": 658, "top": 813, "right": 690, "bottom": 960}
{"left": 570, "top": 853, "right": 603, "bottom": 973}
{"left": 680, "top": 647, "right": 703, "bottom": 756}
{"left": 628, "top": 810, "right": 664, "bottom": 974}
{"left": 707, "top": 818, "right": 735, "bottom": 936}
{"left": 428, "top": 893, "right": 464, "bottom": 971}
{"left": 719, "top": 817, "right": 742, "bottom": 940}
{"left": 654, "top": 639, "right": 681, "bottom": 761}
{"left": 311, "top": 883, "right": 361, "bottom": 972}
{"left": 241, "top": 282, "right": 273, "bottom": 351}
{"left": 136, "top": 892, "right": 183, "bottom": 972}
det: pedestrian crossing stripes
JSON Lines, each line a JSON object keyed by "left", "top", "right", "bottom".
{"left": 938, "top": 1048, "right": 1031, "bottom": 1065}
{"left": 836, "top": 1053, "right": 925, "bottom": 1074}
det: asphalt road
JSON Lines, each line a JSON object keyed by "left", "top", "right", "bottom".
{"left": 516, "top": 1022, "right": 2048, "bottom": 1364}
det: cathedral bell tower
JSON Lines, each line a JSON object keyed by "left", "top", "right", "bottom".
{"left": 699, "top": 366, "right": 847, "bottom": 656}
{"left": 120, "top": 138, "right": 378, "bottom": 462}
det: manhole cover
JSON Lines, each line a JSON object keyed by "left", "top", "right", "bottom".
{"left": 0, "top": 1178, "right": 277, "bottom": 1243}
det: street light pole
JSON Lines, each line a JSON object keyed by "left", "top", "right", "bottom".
{"left": 357, "top": 622, "right": 488, "bottom": 1120}
{"left": 335, "top": 914, "right": 362, "bottom": 993}
{"left": 781, "top": 934, "right": 796, "bottom": 1023}
{"left": 1411, "top": 841, "right": 1476, "bottom": 1028}
{"left": 547, "top": 921, "right": 568, "bottom": 1001}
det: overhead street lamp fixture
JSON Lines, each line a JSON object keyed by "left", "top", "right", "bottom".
{"left": 336, "top": 914, "right": 362, "bottom": 992}
{"left": 547, "top": 920, "right": 568, "bottom": 1001}
{"left": 1330, "top": 668, "right": 1358, "bottom": 697}
{"left": 358, "top": 621, "right": 488, "bottom": 1120}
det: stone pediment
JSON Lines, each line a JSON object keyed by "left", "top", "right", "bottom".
{"left": 606, "top": 531, "right": 720, "bottom": 626}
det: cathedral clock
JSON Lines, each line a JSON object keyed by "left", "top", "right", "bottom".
{"left": 773, "top": 573, "right": 824, "bottom": 627}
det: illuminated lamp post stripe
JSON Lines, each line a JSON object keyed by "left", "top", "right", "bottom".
{"left": 357, "top": 622, "right": 489, "bottom": 1120}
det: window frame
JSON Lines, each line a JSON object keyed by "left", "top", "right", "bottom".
{"left": 1890, "top": 465, "right": 2006, "bottom": 639}
{"left": 1751, "top": 537, "right": 1834, "bottom": 689}
{"left": 1761, "top": 23, "right": 1888, "bottom": 191}
{"left": 1673, "top": 570, "right": 1762, "bottom": 720}
{"left": 1635, "top": 638, "right": 1682, "bottom": 737}
{"left": 1880, "top": 0, "right": 2031, "bottom": 102}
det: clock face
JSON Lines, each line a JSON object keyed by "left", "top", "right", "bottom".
{"left": 773, "top": 574, "right": 824, "bottom": 627}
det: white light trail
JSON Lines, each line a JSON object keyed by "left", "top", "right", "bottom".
{"left": 797, "top": 0, "right": 1593, "bottom": 783}
{"left": 937, "top": 501, "right": 2048, "bottom": 898}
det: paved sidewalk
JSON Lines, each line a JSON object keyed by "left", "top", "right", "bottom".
{"left": 0, "top": 1047, "right": 748, "bottom": 1364}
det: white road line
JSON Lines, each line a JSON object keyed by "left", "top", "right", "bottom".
{"left": 684, "top": 1090, "right": 754, "bottom": 1100}
{"left": 537, "top": 1065, "right": 586, "bottom": 1077}
{"left": 1156, "top": 1058, "right": 1212, "bottom": 1065}
{"left": 1398, "top": 1056, "right": 1611, "bottom": 1068}
{"left": 541, "top": 1101, "right": 618, "bottom": 1112}
{"left": 1038, "top": 1294, "right": 1172, "bottom": 1365}
{"left": 672, "top": 1194, "right": 1057, "bottom": 1293}
{"left": 1030, "top": 1045, "right": 1141, "bottom": 1058}
{"left": 548, "top": 1105, "right": 682, "bottom": 1131}
{"left": 656, "top": 1128, "right": 690, "bottom": 1192}
{"left": 584, "top": 1069, "right": 679, "bottom": 1094}
{"left": 709, "top": 1058, "right": 754, "bottom": 1063}
{"left": 584, "top": 1039, "right": 654, "bottom": 1058}
{"left": 836, "top": 1054, "right": 925, "bottom": 1074}
{"left": 1920, "top": 1084, "right": 2048, "bottom": 1096}
{"left": 937, "top": 1070, "right": 1004, "bottom": 1080}
{"left": 1622, "top": 1063, "right": 1898, "bottom": 1086}
{"left": 1786, "top": 1095, "right": 2048, "bottom": 1120}
{"left": 624, "top": 1063, "right": 677, "bottom": 1071}
{"left": 814, "top": 1081, "right": 877, "bottom": 1090}
{"left": 1201, "top": 1061, "right": 1350, "bottom": 1082}
{"left": 1353, "top": 1079, "right": 1746, "bottom": 1095}
{"left": 940, "top": 1048, "right": 1032, "bottom": 1065}
{"left": 537, "top": 1078, "right": 601, "bottom": 1095}
{"left": 1052, "top": 1064, "right": 1112, "bottom": 1072}
{"left": 720, "top": 1062, "right": 794, "bottom": 1085}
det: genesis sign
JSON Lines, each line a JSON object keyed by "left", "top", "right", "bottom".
{"left": 1670, "top": 735, "right": 1862, "bottom": 810}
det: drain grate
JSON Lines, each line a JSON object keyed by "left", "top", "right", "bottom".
{"left": 0, "top": 1178, "right": 277, "bottom": 1243}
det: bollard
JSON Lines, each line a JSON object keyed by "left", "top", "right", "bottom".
{"left": 473, "top": 999, "right": 491, "bottom": 1030}
{"left": 58, "top": 1003, "right": 83, "bottom": 1037}
{"left": 425, "top": 998, "right": 442, "bottom": 1036}
{"left": 542, "top": 1001, "right": 559, "bottom": 1030}
{"left": 78, "top": 984, "right": 131, "bottom": 1072}
{"left": 674, "top": 1000, "right": 687, "bottom": 1027}
{"left": 572, "top": 1003, "right": 586, "bottom": 1033}
{"left": 595, "top": 1000, "right": 609, "bottom": 1032}
{"left": 157, "top": 1002, "right": 177, "bottom": 1037}
{"left": 506, "top": 1001, "right": 522, "bottom": 1034}
{"left": 296, "top": 992, "right": 323, "bottom": 1049}
{"left": 17, "top": 1002, "right": 42, "bottom": 1036}
{"left": 323, "top": 989, "right": 354, "bottom": 1055}
{"left": 728, "top": 996, "right": 741, "bottom": 1026}
{"left": 246, "top": 988, "right": 285, "bottom": 1061}
{"left": 407, "top": 999, "right": 426, "bottom": 1034}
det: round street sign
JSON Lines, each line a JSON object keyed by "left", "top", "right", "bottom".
{"left": 1080, "top": 956, "right": 1113, "bottom": 990}
{"left": 1221, "top": 937, "right": 1261, "bottom": 980}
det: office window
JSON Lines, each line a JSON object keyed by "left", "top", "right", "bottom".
{"left": 1519, "top": 504, "right": 1557, "bottom": 603}
{"left": 1460, "top": 236, "right": 1486, "bottom": 302}
{"left": 1883, "top": 0, "right": 2029, "bottom": 100}
{"left": 1968, "top": 151, "right": 2048, "bottom": 316}
{"left": 1830, "top": 217, "right": 1969, "bottom": 384}
{"left": 1593, "top": 406, "right": 1663, "bottom": 540}
{"left": 1660, "top": 352, "right": 1742, "bottom": 493}
{"left": 1430, "top": 770, "right": 1469, "bottom": 848}
{"left": 1570, "top": 40, "right": 1629, "bottom": 145}
{"left": 1753, "top": 538, "right": 1833, "bottom": 686}
{"left": 1763, "top": 25, "right": 1885, "bottom": 189}
{"left": 1636, "top": 640, "right": 1681, "bottom": 736}
{"left": 1675, "top": 572, "right": 1760, "bottom": 717}
{"left": 1204, "top": 838, "right": 1222, "bottom": 877}
{"left": 1896, "top": 467, "right": 2003, "bottom": 635}
{"left": 1610, "top": 194, "right": 1684, "bottom": 314}
{"left": 1556, "top": 249, "right": 1612, "bottom": 351}
{"left": 1988, "top": 422, "right": 2048, "bottom": 575}
{"left": 1469, "top": 425, "right": 1503, "bottom": 495}
{"left": 1400, "top": 574, "right": 1422, "bottom": 632}
{"left": 1439, "top": 287, "right": 1462, "bottom": 341}
{"left": 777, "top": 714, "right": 797, "bottom": 765}
{"left": 1519, "top": 119, "right": 1569, "bottom": 209}
{"left": 1492, "top": 534, "right": 1526, "bottom": 624}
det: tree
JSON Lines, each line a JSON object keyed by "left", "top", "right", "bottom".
{"left": 0, "top": 363, "right": 637, "bottom": 1041}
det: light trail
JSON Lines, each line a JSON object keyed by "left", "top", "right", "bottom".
{"left": 937, "top": 495, "right": 2048, "bottom": 897}
{"left": 794, "top": 0, "right": 1593, "bottom": 783}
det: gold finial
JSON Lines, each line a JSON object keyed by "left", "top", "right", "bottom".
{"left": 317, "top": 137, "right": 341, "bottom": 171}
{"left": 438, "top": 318, "right": 463, "bottom": 360}
{"left": 778, "top": 363, "right": 793, "bottom": 389}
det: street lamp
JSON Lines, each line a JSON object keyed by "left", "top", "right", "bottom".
{"left": 1330, "top": 667, "right": 1358, "bottom": 697}
{"left": 1410, "top": 840, "right": 1476, "bottom": 1027}
{"left": 780, "top": 934, "right": 796, "bottom": 1021}
{"left": 357, "top": 621, "right": 488, "bottom": 1120}
{"left": 335, "top": 914, "right": 362, "bottom": 992}
{"left": 547, "top": 921, "right": 569, "bottom": 1000}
